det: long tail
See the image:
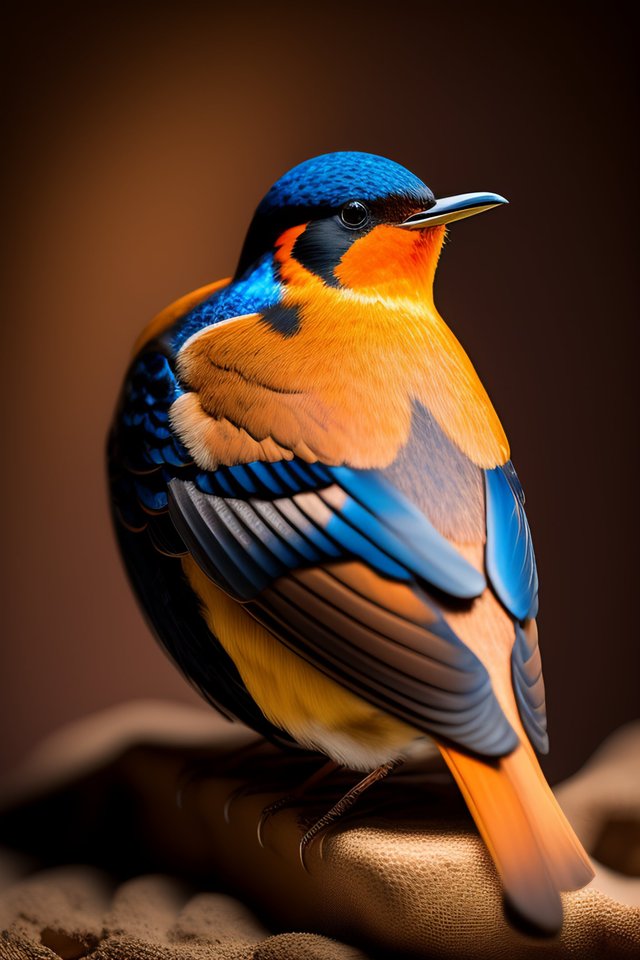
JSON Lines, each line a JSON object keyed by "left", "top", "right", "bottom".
{"left": 438, "top": 741, "right": 594, "bottom": 934}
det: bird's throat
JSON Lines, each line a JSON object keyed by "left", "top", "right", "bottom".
{"left": 335, "top": 223, "right": 445, "bottom": 298}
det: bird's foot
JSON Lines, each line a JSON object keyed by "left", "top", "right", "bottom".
{"left": 297, "top": 757, "right": 404, "bottom": 872}
{"left": 256, "top": 759, "right": 340, "bottom": 845}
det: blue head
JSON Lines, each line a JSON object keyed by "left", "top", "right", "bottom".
{"left": 235, "top": 151, "right": 507, "bottom": 287}
{"left": 236, "top": 152, "right": 432, "bottom": 277}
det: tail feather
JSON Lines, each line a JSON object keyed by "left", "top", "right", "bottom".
{"left": 507, "top": 743, "right": 593, "bottom": 891}
{"left": 438, "top": 742, "right": 594, "bottom": 935}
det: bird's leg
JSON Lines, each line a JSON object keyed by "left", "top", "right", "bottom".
{"left": 299, "top": 757, "right": 404, "bottom": 872}
{"left": 257, "top": 759, "right": 340, "bottom": 846}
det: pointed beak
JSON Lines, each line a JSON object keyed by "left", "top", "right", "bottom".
{"left": 399, "top": 192, "right": 508, "bottom": 229}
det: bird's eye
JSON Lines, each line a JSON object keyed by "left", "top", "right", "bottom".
{"left": 340, "top": 200, "right": 369, "bottom": 229}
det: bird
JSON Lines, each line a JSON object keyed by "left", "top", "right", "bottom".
{"left": 108, "top": 150, "right": 594, "bottom": 935}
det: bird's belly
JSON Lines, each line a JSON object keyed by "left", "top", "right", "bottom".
{"left": 183, "top": 556, "right": 431, "bottom": 771}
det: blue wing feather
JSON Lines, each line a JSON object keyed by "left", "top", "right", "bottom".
{"left": 512, "top": 623, "right": 548, "bottom": 754}
{"left": 330, "top": 466, "right": 486, "bottom": 598}
{"left": 170, "top": 463, "right": 486, "bottom": 601}
{"left": 485, "top": 463, "right": 538, "bottom": 621}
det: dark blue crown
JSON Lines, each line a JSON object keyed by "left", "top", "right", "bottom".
{"left": 258, "top": 151, "right": 428, "bottom": 212}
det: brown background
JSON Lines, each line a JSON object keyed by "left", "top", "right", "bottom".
{"left": 1, "top": 1, "right": 637, "bottom": 784}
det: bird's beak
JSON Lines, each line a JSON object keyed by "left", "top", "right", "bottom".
{"left": 399, "top": 192, "right": 508, "bottom": 229}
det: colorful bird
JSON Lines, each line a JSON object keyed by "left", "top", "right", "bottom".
{"left": 108, "top": 151, "right": 593, "bottom": 934}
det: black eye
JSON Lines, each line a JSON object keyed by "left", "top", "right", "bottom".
{"left": 340, "top": 200, "right": 369, "bottom": 229}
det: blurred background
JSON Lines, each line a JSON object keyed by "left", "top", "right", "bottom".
{"left": 1, "top": 1, "right": 637, "bottom": 784}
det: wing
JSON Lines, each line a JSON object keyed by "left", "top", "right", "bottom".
{"left": 484, "top": 461, "right": 547, "bottom": 752}
{"left": 166, "top": 463, "right": 517, "bottom": 756}
{"left": 167, "top": 443, "right": 544, "bottom": 758}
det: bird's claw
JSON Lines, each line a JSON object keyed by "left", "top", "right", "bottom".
{"left": 256, "top": 794, "right": 296, "bottom": 847}
{"left": 297, "top": 816, "right": 333, "bottom": 873}
{"left": 299, "top": 833, "right": 312, "bottom": 874}
{"left": 223, "top": 782, "right": 264, "bottom": 823}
